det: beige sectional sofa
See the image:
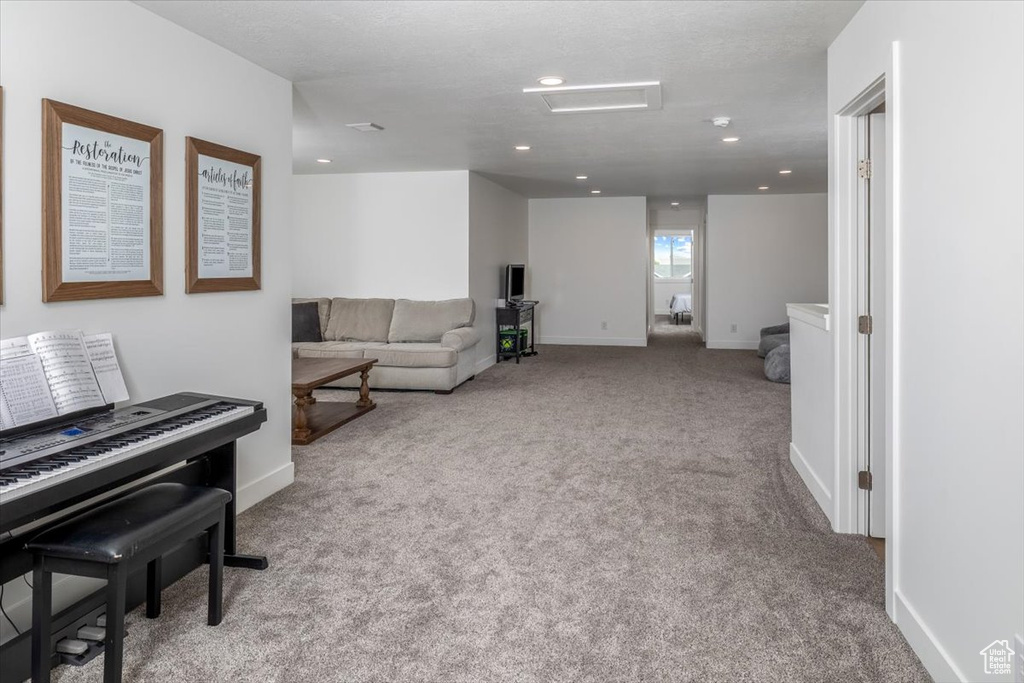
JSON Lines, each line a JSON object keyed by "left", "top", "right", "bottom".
{"left": 292, "top": 297, "right": 480, "bottom": 393}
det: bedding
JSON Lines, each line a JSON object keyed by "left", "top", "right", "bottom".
{"left": 670, "top": 293, "right": 692, "bottom": 324}
{"left": 670, "top": 293, "right": 692, "bottom": 314}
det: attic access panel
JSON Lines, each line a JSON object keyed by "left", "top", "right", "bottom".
{"left": 522, "top": 81, "right": 662, "bottom": 114}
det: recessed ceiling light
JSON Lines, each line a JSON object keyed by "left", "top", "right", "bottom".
{"left": 758, "top": 186, "right": 769, "bottom": 190}
{"left": 671, "top": 202, "right": 680, "bottom": 206}
{"left": 538, "top": 76, "right": 565, "bottom": 86}
{"left": 591, "top": 190, "right": 601, "bottom": 194}
{"left": 779, "top": 169, "right": 792, "bottom": 174}
{"left": 722, "top": 137, "right": 740, "bottom": 143}
{"left": 576, "top": 175, "right": 588, "bottom": 180}
{"left": 515, "top": 145, "right": 531, "bottom": 151}
{"left": 316, "top": 158, "right": 332, "bottom": 164}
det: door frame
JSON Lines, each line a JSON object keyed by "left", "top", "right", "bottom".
{"left": 830, "top": 43, "right": 901, "bottom": 618}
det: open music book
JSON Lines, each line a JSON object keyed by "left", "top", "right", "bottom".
{"left": 0, "top": 330, "right": 129, "bottom": 431}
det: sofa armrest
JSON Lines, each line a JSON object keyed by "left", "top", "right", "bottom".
{"left": 441, "top": 326, "right": 481, "bottom": 351}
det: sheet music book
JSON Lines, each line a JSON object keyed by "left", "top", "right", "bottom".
{"left": 0, "top": 329, "right": 130, "bottom": 430}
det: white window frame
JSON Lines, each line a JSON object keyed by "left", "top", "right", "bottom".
{"left": 652, "top": 229, "right": 694, "bottom": 283}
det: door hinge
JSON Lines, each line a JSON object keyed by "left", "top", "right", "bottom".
{"left": 858, "top": 315, "right": 873, "bottom": 334}
{"left": 858, "top": 470, "right": 873, "bottom": 491}
{"left": 858, "top": 158, "right": 873, "bottom": 179}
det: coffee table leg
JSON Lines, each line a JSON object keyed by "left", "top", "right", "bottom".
{"left": 293, "top": 388, "right": 314, "bottom": 442}
{"left": 356, "top": 368, "right": 375, "bottom": 409}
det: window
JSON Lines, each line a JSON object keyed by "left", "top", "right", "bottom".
{"left": 653, "top": 233, "right": 692, "bottom": 280}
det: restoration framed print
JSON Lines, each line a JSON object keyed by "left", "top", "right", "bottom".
{"left": 185, "top": 137, "right": 261, "bottom": 293}
{"left": 42, "top": 99, "right": 163, "bottom": 302}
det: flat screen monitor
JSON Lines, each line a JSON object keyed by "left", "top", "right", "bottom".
{"left": 506, "top": 264, "right": 525, "bottom": 301}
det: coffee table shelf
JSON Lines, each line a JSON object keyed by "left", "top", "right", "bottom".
{"left": 292, "top": 358, "right": 377, "bottom": 445}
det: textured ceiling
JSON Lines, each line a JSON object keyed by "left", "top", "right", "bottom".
{"left": 136, "top": 0, "right": 862, "bottom": 199}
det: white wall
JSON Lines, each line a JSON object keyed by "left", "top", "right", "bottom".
{"left": 829, "top": 2, "right": 1023, "bottom": 681}
{"left": 706, "top": 194, "right": 827, "bottom": 349}
{"left": 292, "top": 171, "right": 470, "bottom": 300}
{"left": 0, "top": 0, "right": 293, "bottom": 638}
{"left": 468, "top": 173, "right": 527, "bottom": 372}
{"left": 529, "top": 197, "right": 647, "bottom": 346}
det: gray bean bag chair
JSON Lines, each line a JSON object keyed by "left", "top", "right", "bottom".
{"left": 758, "top": 333, "right": 789, "bottom": 359}
{"left": 760, "top": 322, "right": 790, "bottom": 338}
{"left": 764, "top": 344, "right": 791, "bottom": 383}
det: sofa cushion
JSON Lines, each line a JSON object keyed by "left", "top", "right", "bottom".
{"left": 292, "top": 298, "right": 331, "bottom": 338}
{"left": 292, "top": 302, "right": 323, "bottom": 343}
{"left": 388, "top": 298, "right": 475, "bottom": 343}
{"left": 440, "top": 326, "right": 481, "bottom": 352}
{"left": 293, "top": 341, "right": 386, "bottom": 360}
{"left": 325, "top": 298, "right": 396, "bottom": 342}
{"left": 365, "top": 343, "right": 457, "bottom": 368}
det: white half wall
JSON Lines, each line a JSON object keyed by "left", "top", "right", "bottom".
{"left": 292, "top": 171, "right": 470, "bottom": 300}
{"left": 706, "top": 194, "right": 827, "bottom": 349}
{"left": 830, "top": 2, "right": 1024, "bottom": 681}
{"left": 788, "top": 309, "right": 835, "bottom": 525}
{"left": 468, "top": 174, "right": 528, "bottom": 372}
{"left": 529, "top": 197, "right": 647, "bottom": 346}
{"left": 0, "top": 0, "right": 293, "bottom": 639}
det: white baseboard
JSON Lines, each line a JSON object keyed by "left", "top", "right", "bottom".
{"left": 894, "top": 590, "right": 965, "bottom": 682}
{"left": 706, "top": 340, "right": 759, "bottom": 350}
{"left": 789, "top": 443, "right": 834, "bottom": 526}
{"left": 475, "top": 355, "right": 496, "bottom": 375}
{"left": 537, "top": 336, "right": 647, "bottom": 347}
{"left": 237, "top": 461, "right": 294, "bottom": 514}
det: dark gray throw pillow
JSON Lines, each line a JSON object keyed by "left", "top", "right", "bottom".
{"left": 292, "top": 302, "right": 322, "bottom": 343}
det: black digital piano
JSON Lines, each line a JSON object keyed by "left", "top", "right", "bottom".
{"left": 0, "top": 392, "right": 267, "bottom": 681}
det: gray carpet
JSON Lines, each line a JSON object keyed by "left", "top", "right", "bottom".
{"left": 55, "top": 328, "right": 929, "bottom": 682}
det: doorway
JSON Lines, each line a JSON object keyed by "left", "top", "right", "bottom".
{"left": 832, "top": 66, "right": 898, "bottom": 617}
{"left": 652, "top": 228, "right": 695, "bottom": 330}
{"left": 859, "top": 103, "right": 887, "bottom": 545}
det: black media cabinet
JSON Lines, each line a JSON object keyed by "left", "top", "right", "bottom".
{"left": 496, "top": 302, "right": 538, "bottom": 364}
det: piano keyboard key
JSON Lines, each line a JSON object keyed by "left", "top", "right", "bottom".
{"left": 0, "top": 403, "right": 254, "bottom": 502}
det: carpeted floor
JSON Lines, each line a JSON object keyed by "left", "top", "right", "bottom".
{"left": 55, "top": 327, "right": 929, "bottom": 682}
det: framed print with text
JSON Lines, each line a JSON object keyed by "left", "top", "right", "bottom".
{"left": 1, "top": 86, "right": 5, "bottom": 304}
{"left": 185, "top": 137, "right": 261, "bottom": 293}
{"left": 42, "top": 99, "right": 163, "bottom": 302}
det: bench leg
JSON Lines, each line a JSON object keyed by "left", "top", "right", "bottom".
{"left": 105, "top": 563, "right": 128, "bottom": 683}
{"left": 32, "top": 559, "right": 52, "bottom": 683}
{"left": 146, "top": 556, "right": 162, "bottom": 618}
{"left": 208, "top": 516, "right": 224, "bottom": 626}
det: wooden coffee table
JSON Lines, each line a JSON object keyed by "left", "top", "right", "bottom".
{"left": 292, "top": 357, "right": 377, "bottom": 445}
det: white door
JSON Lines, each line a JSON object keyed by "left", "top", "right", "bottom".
{"left": 868, "top": 111, "right": 886, "bottom": 538}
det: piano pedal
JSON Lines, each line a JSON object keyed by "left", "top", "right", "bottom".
{"left": 56, "top": 638, "right": 89, "bottom": 655}
{"left": 77, "top": 625, "right": 105, "bottom": 642}
{"left": 56, "top": 637, "right": 105, "bottom": 667}
{"left": 96, "top": 612, "right": 106, "bottom": 627}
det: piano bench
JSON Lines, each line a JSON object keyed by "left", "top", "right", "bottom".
{"left": 26, "top": 483, "right": 232, "bottom": 683}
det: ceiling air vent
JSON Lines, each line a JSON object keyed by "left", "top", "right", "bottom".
{"left": 522, "top": 81, "right": 662, "bottom": 114}
{"left": 345, "top": 122, "right": 384, "bottom": 132}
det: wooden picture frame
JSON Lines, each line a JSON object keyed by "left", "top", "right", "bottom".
{"left": 0, "top": 86, "right": 5, "bottom": 305}
{"left": 185, "top": 137, "right": 261, "bottom": 293}
{"left": 42, "top": 99, "right": 163, "bottom": 302}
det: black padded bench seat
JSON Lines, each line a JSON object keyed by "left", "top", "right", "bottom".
{"left": 27, "top": 483, "right": 231, "bottom": 683}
